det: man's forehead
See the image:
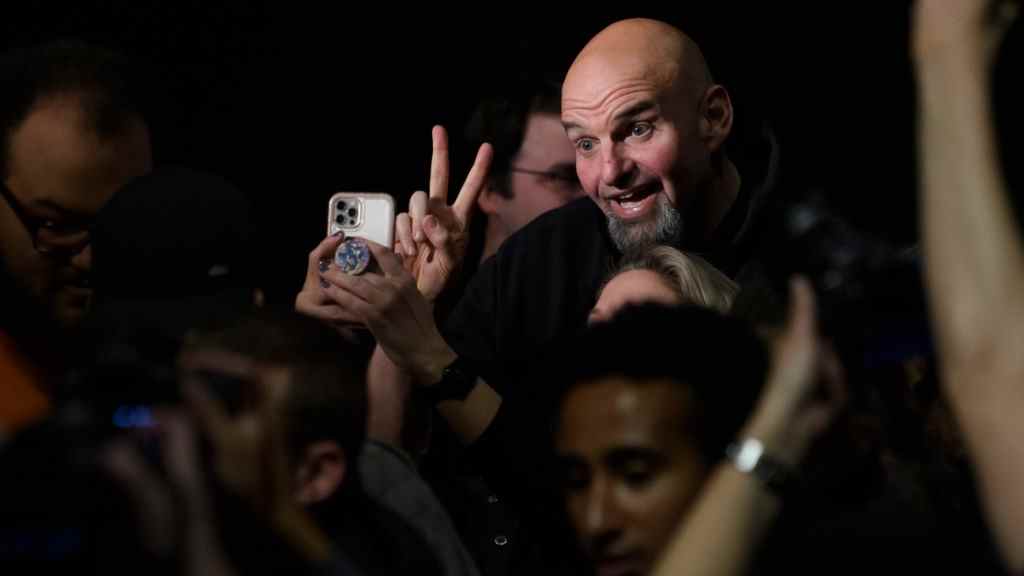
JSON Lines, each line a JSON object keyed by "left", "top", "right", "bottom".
{"left": 562, "top": 55, "right": 675, "bottom": 112}
{"left": 517, "top": 113, "right": 574, "bottom": 164}
{"left": 521, "top": 112, "right": 571, "bottom": 146}
{"left": 7, "top": 98, "right": 151, "bottom": 213}
{"left": 559, "top": 377, "right": 690, "bottom": 447}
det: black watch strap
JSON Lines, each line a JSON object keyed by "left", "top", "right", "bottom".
{"left": 420, "top": 356, "right": 478, "bottom": 404}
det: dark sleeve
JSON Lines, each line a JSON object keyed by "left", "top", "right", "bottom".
{"left": 442, "top": 198, "right": 614, "bottom": 394}
{"left": 441, "top": 251, "right": 504, "bottom": 389}
{"left": 462, "top": 401, "right": 518, "bottom": 499}
{"left": 442, "top": 199, "right": 614, "bottom": 500}
{"left": 462, "top": 340, "right": 571, "bottom": 507}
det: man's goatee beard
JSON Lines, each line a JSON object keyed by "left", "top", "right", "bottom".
{"left": 607, "top": 194, "right": 683, "bottom": 252}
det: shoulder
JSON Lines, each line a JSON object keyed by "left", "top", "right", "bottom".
{"left": 481, "top": 197, "right": 612, "bottom": 276}
{"left": 358, "top": 440, "right": 420, "bottom": 498}
{"left": 507, "top": 196, "right": 606, "bottom": 249}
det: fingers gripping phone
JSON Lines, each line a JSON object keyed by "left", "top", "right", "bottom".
{"left": 328, "top": 192, "right": 395, "bottom": 248}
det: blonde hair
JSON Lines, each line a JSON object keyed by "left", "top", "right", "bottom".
{"left": 608, "top": 246, "right": 738, "bottom": 313}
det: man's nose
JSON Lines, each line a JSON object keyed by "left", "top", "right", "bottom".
{"left": 582, "top": 475, "right": 624, "bottom": 543}
{"left": 600, "top": 142, "right": 636, "bottom": 189}
{"left": 70, "top": 242, "right": 92, "bottom": 272}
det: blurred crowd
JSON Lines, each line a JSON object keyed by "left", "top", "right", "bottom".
{"left": 2, "top": 2, "right": 1024, "bottom": 575}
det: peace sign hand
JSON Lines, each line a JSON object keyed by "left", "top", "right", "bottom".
{"left": 395, "top": 125, "right": 493, "bottom": 301}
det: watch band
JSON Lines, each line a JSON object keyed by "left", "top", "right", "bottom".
{"left": 725, "top": 438, "right": 796, "bottom": 498}
{"left": 419, "top": 356, "right": 478, "bottom": 404}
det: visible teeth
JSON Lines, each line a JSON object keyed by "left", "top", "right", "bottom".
{"left": 612, "top": 184, "right": 659, "bottom": 207}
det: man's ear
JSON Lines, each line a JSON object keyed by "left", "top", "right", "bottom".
{"left": 698, "top": 84, "right": 734, "bottom": 154}
{"left": 294, "top": 440, "right": 347, "bottom": 505}
{"left": 477, "top": 182, "right": 504, "bottom": 217}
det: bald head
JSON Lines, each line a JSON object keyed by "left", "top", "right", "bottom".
{"left": 565, "top": 19, "right": 711, "bottom": 108}
{"left": 560, "top": 18, "right": 737, "bottom": 253}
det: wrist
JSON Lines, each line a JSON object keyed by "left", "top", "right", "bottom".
{"left": 742, "top": 401, "right": 804, "bottom": 467}
{"left": 416, "top": 352, "right": 481, "bottom": 406}
{"left": 915, "top": 31, "right": 989, "bottom": 68}
{"left": 725, "top": 437, "right": 798, "bottom": 499}
{"left": 413, "top": 341, "right": 458, "bottom": 386}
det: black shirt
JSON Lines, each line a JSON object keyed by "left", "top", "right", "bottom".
{"left": 443, "top": 196, "right": 617, "bottom": 394}
{"left": 442, "top": 130, "right": 777, "bottom": 393}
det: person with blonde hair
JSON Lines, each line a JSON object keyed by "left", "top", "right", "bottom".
{"left": 589, "top": 246, "right": 737, "bottom": 323}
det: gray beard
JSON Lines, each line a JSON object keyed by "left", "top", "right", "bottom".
{"left": 606, "top": 194, "right": 684, "bottom": 252}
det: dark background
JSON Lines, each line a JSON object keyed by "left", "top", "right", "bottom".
{"left": 2, "top": 2, "right": 922, "bottom": 303}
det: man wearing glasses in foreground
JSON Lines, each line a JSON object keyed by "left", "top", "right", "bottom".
{"left": 0, "top": 40, "right": 152, "bottom": 334}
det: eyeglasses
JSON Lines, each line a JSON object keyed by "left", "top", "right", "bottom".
{"left": 511, "top": 165, "right": 583, "bottom": 195}
{"left": 0, "top": 179, "right": 91, "bottom": 258}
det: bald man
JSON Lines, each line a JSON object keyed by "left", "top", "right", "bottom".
{"left": 308, "top": 17, "right": 775, "bottom": 426}
{"left": 307, "top": 19, "right": 780, "bottom": 462}
{"left": 562, "top": 19, "right": 741, "bottom": 254}
{"left": 430, "top": 19, "right": 774, "bottom": 398}
{"left": 318, "top": 18, "right": 779, "bottom": 446}
{"left": 304, "top": 18, "right": 779, "bottom": 573}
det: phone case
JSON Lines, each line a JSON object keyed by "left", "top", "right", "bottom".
{"left": 327, "top": 192, "right": 395, "bottom": 247}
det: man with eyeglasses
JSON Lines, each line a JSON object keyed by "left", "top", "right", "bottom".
{"left": 0, "top": 41, "right": 152, "bottom": 336}
{"left": 466, "top": 75, "right": 585, "bottom": 264}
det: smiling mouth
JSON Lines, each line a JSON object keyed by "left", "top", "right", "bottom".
{"left": 606, "top": 182, "right": 661, "bottom": 218}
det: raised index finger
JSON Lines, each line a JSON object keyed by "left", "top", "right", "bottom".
{"left": 429, "top": 125, "right": 450, "bottom": 203}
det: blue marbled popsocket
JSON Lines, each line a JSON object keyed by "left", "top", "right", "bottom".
{"left": 334, "top": 237, "right": 371, "bottom": 275}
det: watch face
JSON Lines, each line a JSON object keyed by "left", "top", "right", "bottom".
{"left": 731, "top": 439, "right": 765, "bottom": 472}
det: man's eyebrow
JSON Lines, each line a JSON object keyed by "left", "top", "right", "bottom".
{"left": 562, "top": 120, "right": 583, "bottom": 132}
{"left": 562, "top": 100, "right": 658, "bottom": 133}
{"left": 35, "top": 198, "right": 90, "bottom": 219}
{"left": 613, "top": 100, "right": 657, "bottom": 122}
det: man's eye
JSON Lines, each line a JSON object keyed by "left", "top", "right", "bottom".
{"left": 41, "top": 218, "right": 89, "bottom": 234}
{"left": 612, "top": 454, "right": 662, "bottom": 488}
{"left": 577, "top": 138, "right": 596, "bottom": 153}
{"left": 630, "top": 123, "right": 653, "bottom": 138}
{"left": 622, "top": 466, "right": 654, "bottom": 488}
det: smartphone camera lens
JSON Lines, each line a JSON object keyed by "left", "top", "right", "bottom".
{"left": 337, "top": 201, "right": 347, "bottom": 210}
{"left": 347, "top": 208, "right": 357, "bottom": 218}
{"left": 335, "top": 214, "right": 345, "bottom": 224}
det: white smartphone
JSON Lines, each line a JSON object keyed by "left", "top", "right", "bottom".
{"left": 327, "top": 192, "right": 395, "bottom": 247}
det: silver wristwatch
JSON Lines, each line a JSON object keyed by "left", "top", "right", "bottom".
{"left": 725, "top": 438, "right": 796, "bottom": 497}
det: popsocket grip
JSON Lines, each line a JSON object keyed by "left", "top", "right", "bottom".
{"left": 334, "top": 237, "right": 371, "bottom": 275}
